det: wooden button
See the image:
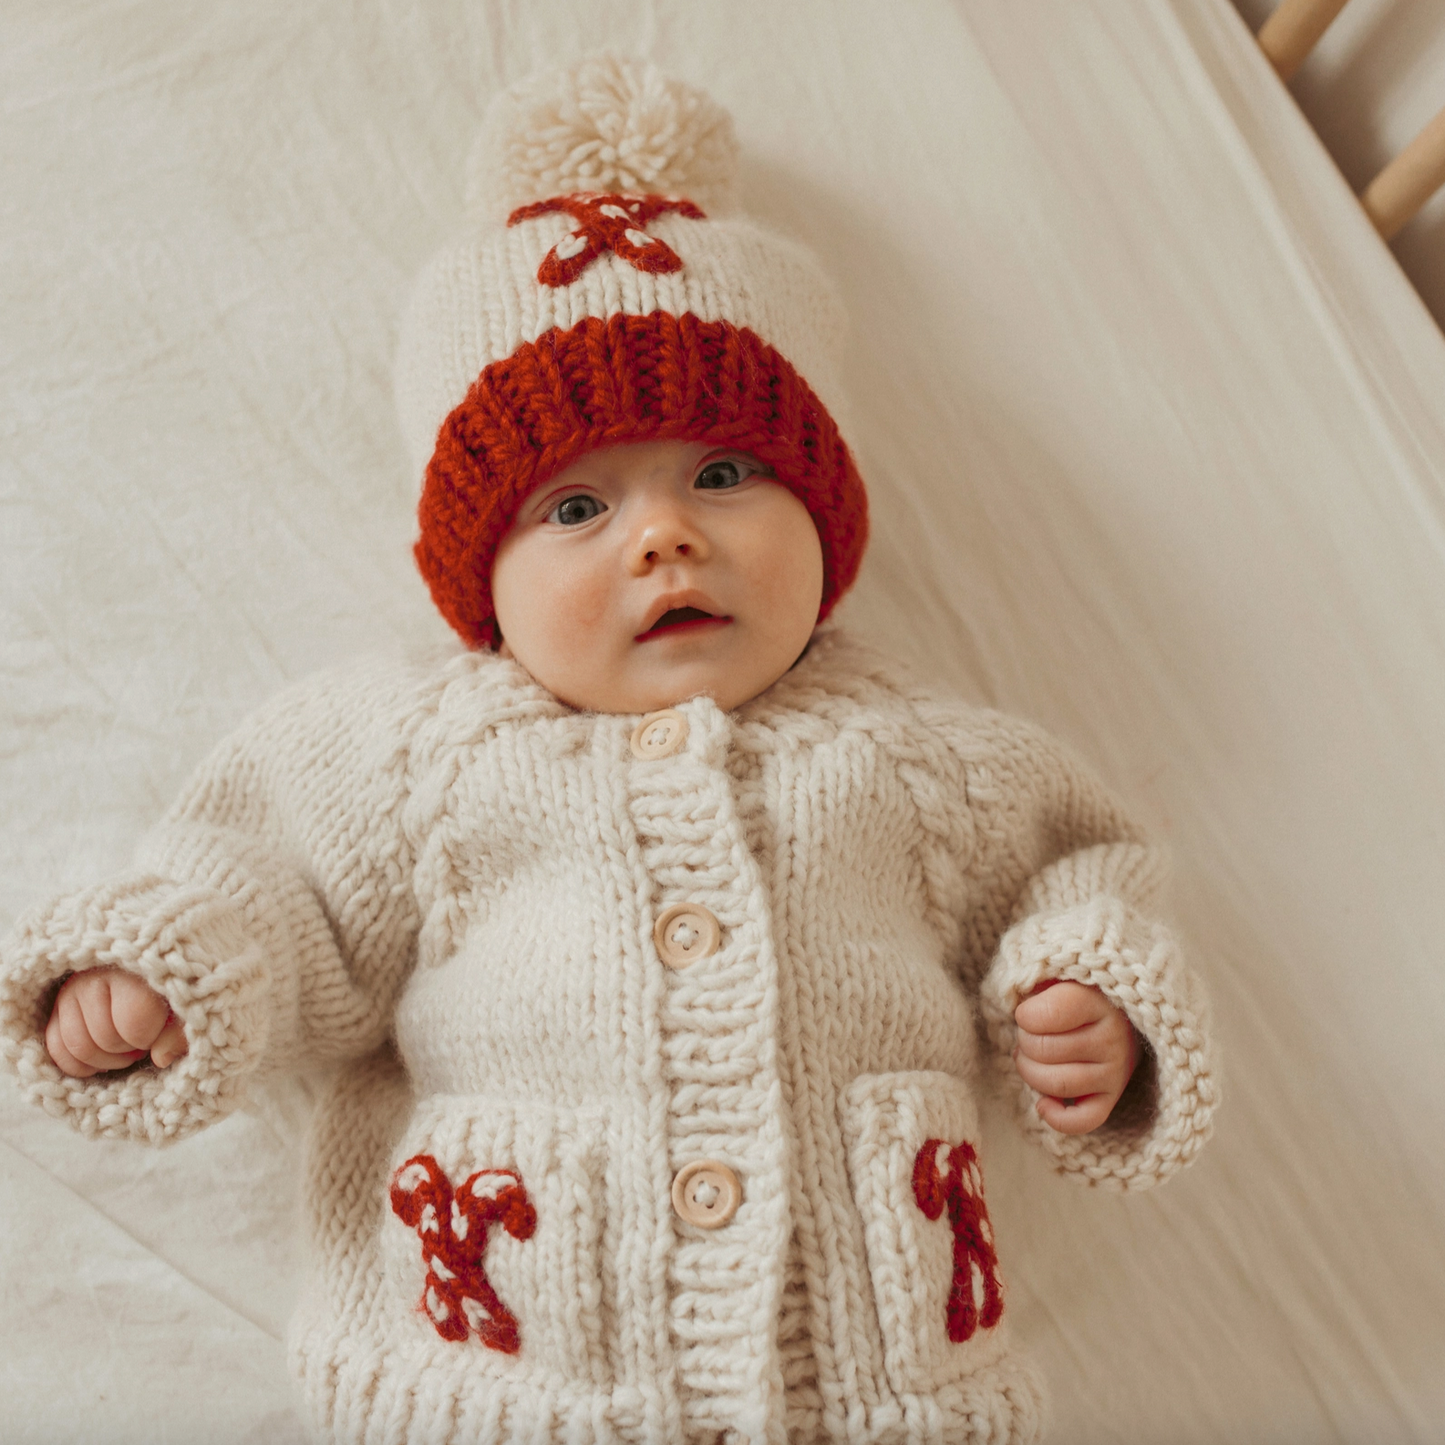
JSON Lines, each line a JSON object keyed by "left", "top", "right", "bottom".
{"left": 653, "top": 903, "right": 721, "bottom": 968}
{"left": 629, "top": 709, "right": 688, "bottom": 760}
{"left": 671, "top": 1160, "right": 741, "bottom": 1229}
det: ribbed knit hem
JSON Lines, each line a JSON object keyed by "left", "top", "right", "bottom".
{"left": 291, "top": 1314, "right": 1045, "bottom": 1445}
{"left": 415, "top": 312, "right": 867, "bottom": 649}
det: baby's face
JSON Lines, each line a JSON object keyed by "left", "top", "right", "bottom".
{"left": 491, "top": 440, "right": 824, "bottom": 714}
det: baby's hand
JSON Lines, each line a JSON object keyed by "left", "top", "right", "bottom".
{"left": 1012, "top": 981, "right": 1139, "bottom": 1136}
{"left": 45, "top": 967, "right": 187, "bottom": 1078}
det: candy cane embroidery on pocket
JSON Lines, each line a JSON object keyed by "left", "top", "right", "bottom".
{"left": 912, "top": 1138, "right": 1004, "bottom": 1343}
{"left": 389, "top": 1153, "right": 537, "bottom": 1351}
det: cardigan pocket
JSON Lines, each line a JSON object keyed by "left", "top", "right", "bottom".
{"left": 839, "top": 1071, "right": 1010, "bottom": 1397}
{"left": 381, "top": 1094, "right": 612, "bottom": 1390}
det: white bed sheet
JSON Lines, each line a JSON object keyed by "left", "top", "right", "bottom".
{"left": 3, "top": 2, "right": 1443, "bottom": 1441}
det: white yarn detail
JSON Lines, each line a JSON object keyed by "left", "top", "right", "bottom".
{"left": 468, "top": 54, "right": 741, "bottom": 223}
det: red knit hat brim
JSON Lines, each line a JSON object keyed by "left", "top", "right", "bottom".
{"left": 415, "top": 312, "right": 868, "bottom": 649}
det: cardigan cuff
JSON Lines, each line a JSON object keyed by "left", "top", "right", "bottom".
{"left": 979, "top": 894, "right": 1218, "bottom": 1191}
{"left": 0, "top": 872, "right": 271, "bottom": 1143}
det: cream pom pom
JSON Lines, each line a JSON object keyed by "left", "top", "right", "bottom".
{"left": 468, "top": 55, "right": 740, "bottom": 221}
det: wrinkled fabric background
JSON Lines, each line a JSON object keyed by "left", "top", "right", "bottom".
{"left": 3, "top": 2, "right": 1443, "bottom": 1442}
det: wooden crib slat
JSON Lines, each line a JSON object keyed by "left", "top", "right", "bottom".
{"left": 1361, "top": 104, "right": 1445, "bottom": 241}
{"left": 1257, "top": 0, "right": 1351, "bottom": 83}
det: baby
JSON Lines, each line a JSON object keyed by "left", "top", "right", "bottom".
{"left": 1, "top": 57, "right": 1215, "bottom": 1445}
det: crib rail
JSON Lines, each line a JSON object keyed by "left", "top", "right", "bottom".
{"left": 1256, "top": 0, "right": 1348, "bottom": 82}
{"left": 1360, "top": 107, "right": 1445, "bottom": 242}
{"left": 1258, "top": 0, "right": 1445, "bottom": 242}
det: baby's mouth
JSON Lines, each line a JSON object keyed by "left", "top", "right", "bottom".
{"left": 636, "top": 606, "right": 732, "bottom": 641}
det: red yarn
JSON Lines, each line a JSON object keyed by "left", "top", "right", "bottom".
{"left": 415, "top": 313, "right": 868, "bottom": 649}
{"left": 912, "top": 1138, "right": 1005, "bottom": 1344}
{"left": 508, "top": 193, "right": 706, "bottom": 287}
{"left": 389, "top": 1153, "right": 537, "bottom": 1351}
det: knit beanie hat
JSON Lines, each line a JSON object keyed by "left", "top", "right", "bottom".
{"left": 397, "top": 55, "right": 869, "bottom": 649}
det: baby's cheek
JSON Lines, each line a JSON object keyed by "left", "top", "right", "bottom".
{"left": 543, "top": 574, "right": 624, "bottom": 660}
{"left": 499, "top": 552, "right": 609, "bottom": 648}
{"left": 512, "top": 567, "right": 629, "bottom": 700}
{"left": 558, "top": 570, "right": 616, "bottom": 621}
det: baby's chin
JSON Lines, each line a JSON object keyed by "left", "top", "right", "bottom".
{"left": 510, "top": 646, "right": 797, "bottom": 716}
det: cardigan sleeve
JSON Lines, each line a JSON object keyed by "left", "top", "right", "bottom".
{"left": 0, "top": 656, "right": 437, "bottom": 1145}
{"left": 921, "top": 702, "right": 1218, "bottom": 1191}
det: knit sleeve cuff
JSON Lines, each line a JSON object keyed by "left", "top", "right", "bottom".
{"left": 978, "top": 894, "right": 1219, "bottom": 1190}
{"left": 0, "top": 873, "right": 272, "bottom": 1144}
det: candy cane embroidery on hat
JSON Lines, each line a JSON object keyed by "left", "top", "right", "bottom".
{"left": 396, "top": 54, "right": 869, "bottom": 650}
{"left": 509, "top": 192, "right": 707, "bottom": 285}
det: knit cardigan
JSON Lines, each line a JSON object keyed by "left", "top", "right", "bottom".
{"left": 0, "top": 628, "right": 1216, "bottom": 1445}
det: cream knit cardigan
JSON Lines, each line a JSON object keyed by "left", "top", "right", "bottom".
{"left": 0, "top": 628, "right": 1216, "bottom": 1445}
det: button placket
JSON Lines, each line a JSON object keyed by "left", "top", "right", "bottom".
{"left": 624, "top": 701, "right": 789, "bottom": 1432}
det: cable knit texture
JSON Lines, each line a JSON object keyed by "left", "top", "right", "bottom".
{"left": 0, "top": 630, "right": 1217, "bottom": 1444}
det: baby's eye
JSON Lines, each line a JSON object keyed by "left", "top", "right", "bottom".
{"left": 694, "top": 456, "right": 763, "bottom": 491}
{"left": 548, "top": 494, "right": 605, "bottom": 526}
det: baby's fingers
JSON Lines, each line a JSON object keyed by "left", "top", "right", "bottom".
{"left": 47, "top": 984, "right": 145, "bottom": 1077}
{"left": 1035, "top": 1092, "right": 1114, "bottom": 1136}
{"left": 1013, "top": 980, "right": 1110, "bottom": 1035}
{"left": 1012, "top": 1052, "right": 1118, "bottom": 1104}
{"left": 94, "top": 969, "right": 186, "bottom": 1068}
{"left": 1012, "top": 1050, "right": 1120, "bottom": 1136}
{"left": 45, "top": 1007, "right": 101, "bottom": 1077}
{"left": 75, "top": 971, "right": 162, "bottom": 1053}
{"left": 150, "top": 1011, "right": 188, "bottom": 1069}
{"left": 1015, "top": 1017, "right": 1115, "bottom": 1065}
{"left": 104, "top": 971, "right": 173, "bottom": 1051}
{"left": 45, "top": 968, "right": 176, "bottom": 1077}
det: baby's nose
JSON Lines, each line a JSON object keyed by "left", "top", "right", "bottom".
{"left": 629, "top": 508, "right": 709, "bottom": 571}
